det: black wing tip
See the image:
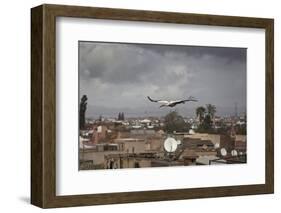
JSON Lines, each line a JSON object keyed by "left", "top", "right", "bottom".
{"left": 147, "top": 96, "right": 157, "bottom": 102}
{"left": 185, "top": 96, "right": 198, "bottom": 102}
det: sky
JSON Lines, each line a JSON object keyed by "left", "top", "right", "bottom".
{"left": 79, "top": 41, "right": 246, "bottom": 119}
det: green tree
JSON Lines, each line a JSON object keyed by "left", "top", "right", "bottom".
{"left": 196, "top": 104, "right": 217, "bottom": 133}
{"left": 201, "top": 114, "right": 213, "bottom": 131}
{"left": 79, "top": 95, "right": 88, "bottom": 129}
{"left": 206, "top": 104, "right": 216, "bottom": 120}
{"left": 196, "top": 106, "right": 206, "bottom": 124}
{"left": 163, "top": 111, "right": 190, "bottom": 134}
{"left": 117, "top": 112, "right": 125, "bottom": 121}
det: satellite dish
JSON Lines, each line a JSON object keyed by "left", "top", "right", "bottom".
{"left": 164, "top": 137, "right": 178, "bottom": 153}
{"left": 239, "top": 151, "right": 243, "bottom": 156}
{"left": 220, "top": 148, "right": 227, "bottom": 156}
{"left": 202, "top": 144, "right": 208, "bottom": 150}
{"left": 231, "top": 150, "right": 238, "bottom": 156}
{"left": 214, "top": 143, "right": 220, "bottom": 149}
{"left": 189, "top": 129, "right": 195, "bottom": 134}
{"left": 176, "top": 140, "right": 181, "bottom": 145}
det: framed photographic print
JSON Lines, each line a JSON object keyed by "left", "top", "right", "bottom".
{"left": 31, "top": 4, "right": 274, "bottom": 208}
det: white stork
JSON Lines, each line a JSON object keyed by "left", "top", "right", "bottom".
{"left": 147, "top": 96, "right": 198, "bottom": 108}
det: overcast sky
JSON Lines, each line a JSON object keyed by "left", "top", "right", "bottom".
{"left": 79, "top": 41, "right": 246, "bottom": 119}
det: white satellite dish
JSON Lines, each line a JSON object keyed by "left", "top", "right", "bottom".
{"left": 164, "top": 137, "right": 178, "bottom": 153}
{"left": 220, "top": 148, "right": 227, "bottom": 156}
{"left": 189, "top": 129, "right": 195, "bottom": 134}
{"left": 231, "top": 150, "right": 238, "bottom": 156}
{"left": 214, "top": 143, "right": 220, "bottom": 149}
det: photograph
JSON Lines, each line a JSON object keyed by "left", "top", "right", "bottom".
{"left": 78, "top": 41, "right": 247, "bottom": 170}
{"left": 29, "top": 3, "right": 274, "bottom": 208}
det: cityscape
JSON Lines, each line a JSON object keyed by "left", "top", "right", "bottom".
{"left": 78, "top": 41, "right": 247, "bottom": 170}
{"left": 79, "top": 96, "right": 246, "bottom": 170}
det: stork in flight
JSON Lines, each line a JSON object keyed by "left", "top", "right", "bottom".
{"left": 147, "top": 96, "right": 198, "bottom": 108}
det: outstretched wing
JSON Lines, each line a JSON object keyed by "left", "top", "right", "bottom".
{"left": 184, "top": 96, "right": 198, "bottom": 102}
{"left": 172, "top": 96, "right": 198, "bottom": 105}
{"left": 147, "top": 96, "right": 169, "bottom": 104}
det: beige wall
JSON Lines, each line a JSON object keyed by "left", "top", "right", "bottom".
{"left": 235, "top": 135, "right": 246, "bottom": 142}
{"left": 122, "top": 141, "right": 146, "bottom": 153}
{"left": 185, "top": 133, "right": 221, "bottom": 147}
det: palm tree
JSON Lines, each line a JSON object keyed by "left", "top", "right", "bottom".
{"left": 196, "top": 106, "right": 206, "bottom": 124}
{"left": 206, "top": 104, "right": 216, "bottom": 120}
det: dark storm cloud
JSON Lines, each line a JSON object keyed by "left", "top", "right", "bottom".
{"left": 79, "top": 41, "right": 246, "bottom": 118}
